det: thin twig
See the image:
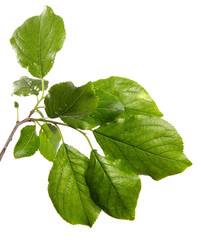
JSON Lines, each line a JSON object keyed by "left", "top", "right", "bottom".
{"left": 0, "top": 113, "right": 33, "bottom": 162}
{"left": 32, "top": 117, "right": 94, "bottom": 150}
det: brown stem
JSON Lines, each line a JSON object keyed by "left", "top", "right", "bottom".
{"left": 0, "top": 114, "right": 33, "bottom": 162}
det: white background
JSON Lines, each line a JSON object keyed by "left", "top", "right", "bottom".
{"left": 0, "top": 0, "right": 201, "bottom": 239}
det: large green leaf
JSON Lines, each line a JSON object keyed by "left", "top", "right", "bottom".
{"left": 14, "top": 125, "right": 39, "bottom": 158}
{"left": 10, "top": 6, "right": 66, "bottom": 78}
{"left": 48, "top": 144, "right": 100, "bottom": 227}
{"left": 93, "top": 76, "right": 163, "bottom": 117}
{"left": 62, "top": 88, "right": 124, "bottom": 130}
{"left": 39, "top": 123, "right": 61, "bottom": 162}
{"left": 94, "top": 116, "right": 192, "bottom": 180}
{"left": 86, "top": 151, "right": 141, "bottom": 220}
{"left": 45, "top": 81, "right": 98, "bottom": 119}
{"left": 12, "top": 76, "right": 48, "bottom": 96}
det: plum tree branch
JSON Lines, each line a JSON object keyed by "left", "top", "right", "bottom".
{"left": 0, "top": 112, "right": 33, "bottom": 161}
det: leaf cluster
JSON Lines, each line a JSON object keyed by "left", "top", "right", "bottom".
{"left": 9, "top": 6, "right": 191, "bottom": 227}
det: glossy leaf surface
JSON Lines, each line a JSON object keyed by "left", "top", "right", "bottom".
{"left": 45, "top": 81, "right": 98, "bottom": 119}
{"left": 10, "top": 6, "right": 66, "bottom": 78}
{"left": 86, "top": 151, "right": 141, "bottom": 220}
{"left": 94, "top": 116, "right": 192, "bottom": 180}
{"left": 39, "top": 123, "right": 61, "bottom": 161}
{"left": 62, "top": 88, "right": 124, "bottom": 129}
{"left": 94, "top": 76, "right": 163, "bottom": 117}
{"left": 91, "top": 88, "right": 124, "bottom": 124}
{"left": 14, "top": 125, "right": 39, "bottom": 158}
{"left": 48, "top": 144, "right": 100, "bottom": 227}
{"left": 12, "top": 76, "right": 48, "bottom": 96}
{"left": 6, "top": 4, "right": 193, "bottom": 228}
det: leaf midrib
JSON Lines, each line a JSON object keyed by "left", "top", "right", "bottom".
{"left": 94, "top": 131, "right": 184, "bottom": 164}
{"left": 17, "top": 128, "right": 36, "bottom": 156}
{"left": 60, "top": 86, "right": 90, "bottom": 116}
{"left": 63, "top": 145, "right": 91, "bottom": 226}
{"left": 92, "top": 151, "right": 133, "bottom": 218}
{"left": 39, "top": 14, "right": 43, "bottom": 76}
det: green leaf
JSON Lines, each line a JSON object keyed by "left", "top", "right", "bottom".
{"left": 91, "top": 88, "right": 124, "bottom": 125}
{"left": 93, "top": 76, "right": 163, "bottom": 118}
{"left": 39, "top": 123, "right": 61, "bottom": 162}
{"left": 93, "top": 116, "right": 192, "bottom": 180}
{"left": 12, "top": 76, "right": 48, "bottom": 96}
{"left": 61, "top": 116, "right": 97, "bottom": 130}
{"left": 48, "top": 144, "right": 101, "bottom": 227}
{"left": 62, "top": 88, "right": 124, "bottom": 130}
{"left": 14, "top": 101, "right": 19, "bottom": 108}
{"left": 86, "top": 151, "right": 141, "bottom": 220}
{"left": 14, "top": 125, "right": 39, "bottom": 159}
{"left": 35, "top": 109, "right": 45, "bottom": 118}
{"left": 10, "top": 6, "right": 66, "bottom": 78}
{"left": 45, "top": 81, "right": 98, "bottom": 119}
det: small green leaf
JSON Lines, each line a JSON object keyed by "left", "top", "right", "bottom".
{"left": 94, "top": 76, "right": 163, "bottom": 118}
{"left": 48, "top": 144, "right": 101, "bottom": 227}
{"left": 10, "top": 6, "right": 66, "bottom": 78}
{"left": 14, "top": 125, "right": 39, "bottom": 159}
{"left": 45, "top": 81, "right": 98, "bottom": 119}
{"left": 36, "top": 109, "right": 45, "bottom": 118}
{"left": 94, "top": 116, "right": 192, "bottom": 180}
{"left": 12, "top": 76, "right": 48, "bottom": 96}
{"left": 86, "top": 151, "right": 141, "bottom": 220}
{"left": 61, "top": 87, "right": 124, "bottom": 130}
{"left": 14, "top": 101, "right": 19, "bottom": 108}
{"left": 39, "top": 123, "right": 61, "bottom": 162}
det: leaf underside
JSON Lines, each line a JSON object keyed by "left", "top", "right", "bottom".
{"left": 12, "top": 76, "right": 48, "bottom": 96}
{"left": 48, "top": 144, "right": 100, "bottom": 227}
{"left": 10, "top": 6, "right": 66, "bottom": 78}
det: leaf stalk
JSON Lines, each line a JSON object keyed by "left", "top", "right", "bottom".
{"left": 33, "top": 78, "right": 45, "bottom": 110}
{"left": 32, "top": 118, "right": 94, "bottom": 150}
